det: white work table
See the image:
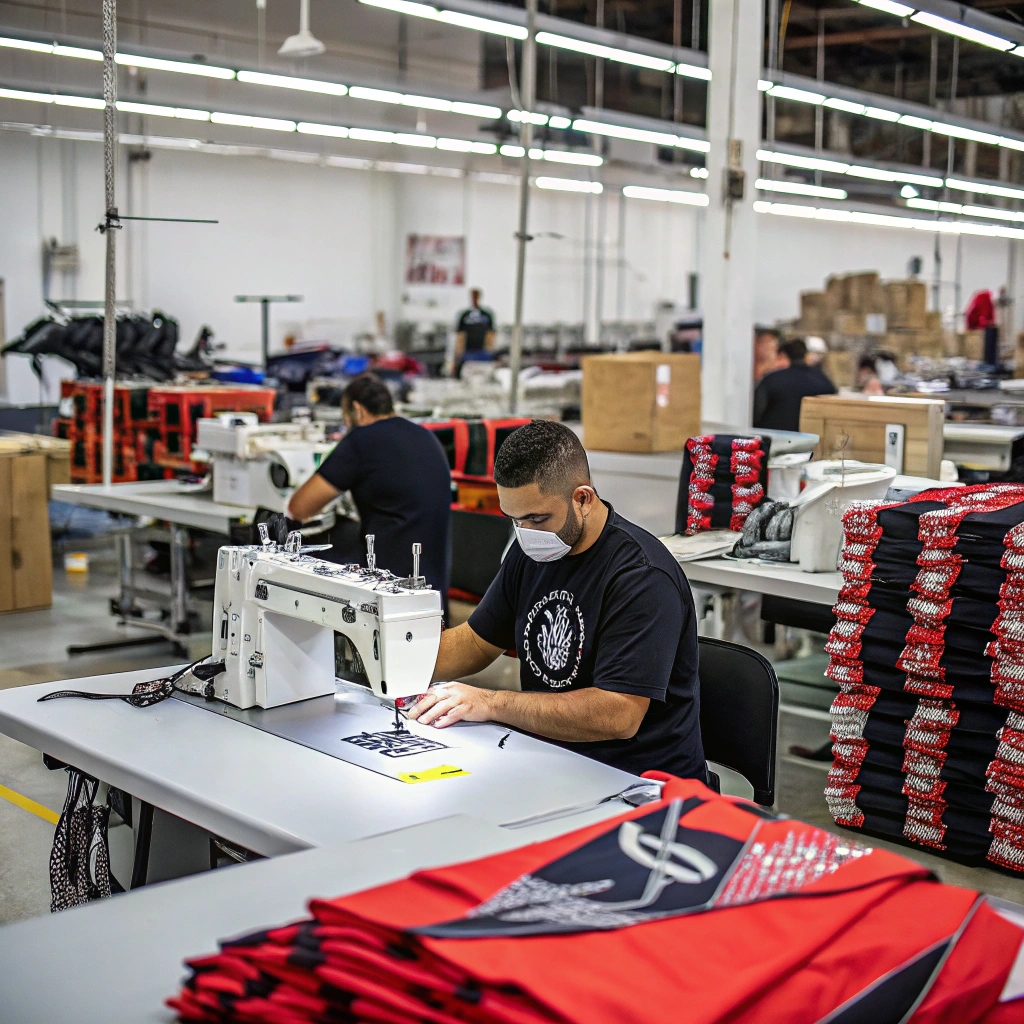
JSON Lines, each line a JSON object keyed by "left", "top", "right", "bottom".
{"left": 681, "top": 557, "right": 842, "bottom": 607}
{"left": 0, "top": 814, "right": 571, "bottom": 1024}
{"left": 52, "top": 480, "right": 253, "bottom": 534}
{"left": 0, "top": 668, "right": 638, "bottom": 857}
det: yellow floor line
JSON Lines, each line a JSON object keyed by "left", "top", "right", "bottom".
{"left": 0, "top": 782, "right": 59, "bottom": 825}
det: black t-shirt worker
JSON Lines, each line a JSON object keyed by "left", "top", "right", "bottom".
{"left": 453, "top": 288, "right": 495, "bottom": 372}
{"left": 752, "top": 337, "right": 837, "bottom": 432}
{"left": 287, "top": 373, "right": 452, "bottom": 595}
{"left": 408, "top": 420, "right": 705, "bottom": 779}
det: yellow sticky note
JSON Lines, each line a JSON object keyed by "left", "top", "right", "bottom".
{"left": 397, "top": 764, "right": 470, "bottom": 784}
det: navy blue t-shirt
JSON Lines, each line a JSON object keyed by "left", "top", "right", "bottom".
{"left": 468, "top": 506, "right": 705, "bottom": 779}
{"left": 317, "top": 417, "right": 452, "bottom": 595}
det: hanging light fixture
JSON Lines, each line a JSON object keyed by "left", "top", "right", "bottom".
{"left": 279, "top": 0, "right": 326, "bottom": 58}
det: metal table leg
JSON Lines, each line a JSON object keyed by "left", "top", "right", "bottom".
{"left": 169, "top": 524, "right": 189, "bottom": 635}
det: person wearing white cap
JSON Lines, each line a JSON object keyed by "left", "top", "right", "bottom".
{"left": 805, "top": 335, "right": 828, "bottom": 366}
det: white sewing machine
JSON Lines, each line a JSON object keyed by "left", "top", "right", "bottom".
{"left": 181, "top": 528, "right": 442, "bottom": 710}
{"left": 194, "top": 413, "right": 336, "bottom": 513}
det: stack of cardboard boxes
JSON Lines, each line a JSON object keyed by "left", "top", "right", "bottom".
{"left": 795, "top": 271, "right": 979, "bottom": 384}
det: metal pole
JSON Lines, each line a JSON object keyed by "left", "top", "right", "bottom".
{"left": 261, "top": 297, "right": 270, "bottom": 368}
{"left": 101, "top": 0, "right": 118, "bottom": 487}
{"left": 508, "top": 0, "right": 537, "bottom": 415}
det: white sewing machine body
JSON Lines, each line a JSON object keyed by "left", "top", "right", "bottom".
{"left": 188, "top": 538, "right": 442, "bottom": 710}
{"left": 195, "top": 414, "right": 336, "bottom": 513}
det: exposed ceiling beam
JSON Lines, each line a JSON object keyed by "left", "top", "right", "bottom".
{"left": 784, "top": 26, "right": 932, "bottom": 48}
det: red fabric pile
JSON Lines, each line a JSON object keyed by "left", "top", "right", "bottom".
{"left": 170, "top": 776, "right": 1024, "bottom": 1024}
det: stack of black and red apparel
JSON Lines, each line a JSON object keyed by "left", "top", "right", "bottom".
{"left": 676, "top": 434, "right": 770, "bottom": 535}
{"left": 170, "top": 775, "right": 1024, "bottom": 1023}
{"left": 826, "top": 484, "right": 1024, "bottom": 872}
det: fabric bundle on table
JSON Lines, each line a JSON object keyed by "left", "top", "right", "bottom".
{"left": 675, "top": 434, "right": 770, "bottom": 535}
{"left": 825, "top": 484, "right": 1024, "bottom": 871}
{"left": 169, "top": 776, "right": 1024, "bottom": 1024}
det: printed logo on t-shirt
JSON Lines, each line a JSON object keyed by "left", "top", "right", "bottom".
{"left": 523, "top": 589, "right": 585, "bottom": 689}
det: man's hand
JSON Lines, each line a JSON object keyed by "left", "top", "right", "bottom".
{"left": 407, "top": 683, "right": 496, "bottom": 728}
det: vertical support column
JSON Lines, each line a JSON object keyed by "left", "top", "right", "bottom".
{"left": 700, "top": 0, "right": 764, "bottom": 430}
{"left": 101, "top": 0, "right": 118, "bottom": 487}
{"left": 170, "top": 524, "right": 189, "bottom": 635}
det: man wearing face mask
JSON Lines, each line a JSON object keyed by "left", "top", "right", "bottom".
{"left": 408, "top": 419, "right": 705, "bottom": 779}
{"left": 287, "top": 373, "right": 452, "bottom": 596}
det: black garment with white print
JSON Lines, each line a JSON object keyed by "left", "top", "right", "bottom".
{"left": 468, "top": 505, "right": 705, "bottom": 778}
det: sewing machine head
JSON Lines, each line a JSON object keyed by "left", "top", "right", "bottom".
{"left": 196, "top": 529, "right": 442, "bottom": 710}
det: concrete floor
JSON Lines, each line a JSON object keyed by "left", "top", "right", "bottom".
{"left": 1, "top": 545, "right": 1023, "bottom": 928}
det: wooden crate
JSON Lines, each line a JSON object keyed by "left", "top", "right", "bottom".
{"left": 799, "top": 394, "right": 945, "bottom": 478}
{"left": 582, "top": 351, "right": 701, "bottom": 453}
{"left": 0, "top": 452, "right": 52, "bottom": 614}
{"left": 0, "top": 433, "right": 71, "bottom": 495}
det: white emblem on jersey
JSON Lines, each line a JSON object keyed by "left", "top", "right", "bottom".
{"left": 523, "top": 590, "right": 585, "bottom": 689}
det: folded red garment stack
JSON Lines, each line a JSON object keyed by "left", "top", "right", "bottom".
{"left": 170, "top": 776, "right": 1024, "bottom": 1024}
{"left": 826, "top": 484, "right": 1024, "bottom": 870}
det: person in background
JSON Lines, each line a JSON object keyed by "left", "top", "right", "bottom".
{"left": 452, "top": 288, "right": 496, "bottom": 376}
{"left": 857, "top": 355, "right": 885, "bottom": 395}
{"left": 753, "top": 326, "right": 787, "bottom": 382}
{"left": 287, "top": 373, "right": 452, "bottom": 597}
{"left": 753, "top": 338, "right": 837, "bottom": 432}
{"left": 805, "top": 335, "right": 828, "bottom": 369}
{"left": 965, "top": 288, "right": 999, "bottom": 366}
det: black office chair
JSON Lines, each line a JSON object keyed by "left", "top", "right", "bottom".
{"left": 698, "top": 636, "right": 779, "bottom": 807}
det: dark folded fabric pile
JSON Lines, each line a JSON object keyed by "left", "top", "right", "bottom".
{"left": 826, "top": 484, "right": 1024, "bottom": 871}
{"left": 169, "top": 776, "right": 1024, "bottom": 1024}
{"left": 676, "top": 434, "right": 770, "bottom": 535}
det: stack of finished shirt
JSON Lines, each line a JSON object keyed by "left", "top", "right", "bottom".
{"left": 826, "top": 484, "right": 1024, "bottom": 871}
{"left": 170, "top": 775, "right": 1024, "bottom": 1024}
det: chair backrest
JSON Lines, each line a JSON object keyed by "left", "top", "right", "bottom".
{"left": 697, "top": 636, "right": 779, "bottom": 806}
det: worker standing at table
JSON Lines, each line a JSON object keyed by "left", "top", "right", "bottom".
{"left": 408, "top": 420, "right": 706, "bottom": 779}
{"left": 753, "top": 337, "right": 836, "bottom": 432}
{"left": 287, "top": 372, "right": 452, "bottom": 596}
{"left": 451, "top": 287, "right": 496, "bottom": 376}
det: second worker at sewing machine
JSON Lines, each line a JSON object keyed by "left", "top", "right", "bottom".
{"left": 408, "top": 420, "right": 706, "bottom": 780}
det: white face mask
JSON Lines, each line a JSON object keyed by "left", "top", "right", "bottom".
{"left": 513, "top": 521, "right": 572, "bottom": 562}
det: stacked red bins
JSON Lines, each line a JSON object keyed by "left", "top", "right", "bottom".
{"left": 147, "top": 385, "right": 276, "bottom": 473}
{"left": 54, "top": 380, "right": 154, "bottom": 483}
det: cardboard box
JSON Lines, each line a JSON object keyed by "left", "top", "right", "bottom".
{"left": 960, "top": 330, "right": 986, "bottom": 362}
{"left": 0, "top": 433, "right": 71, "bottom": 495}
{"left": 884, "top": 280, "right": 928, "bottom": 329}
{"left": 821, "top": 351, "right": 855, "bottom": 388}
{"left": 881, "top": 330, "right": 944, "bottom": 368}
{"left": 832, "top": 312, "right": 867, "bottom": 336}
{"left": 843, "top": 272, "right": 881, "bottom": 313}
{"left": 799, "top": 291, "right": 831, "bottom": 332}
{"left": 582, "top": 351, "right": 701, "bottom": 453}
{"left": 0, "top": 452, "right": 53, "bottom": 613}
{"left": 799, "top": 394, "right": 945, "bottom": 478}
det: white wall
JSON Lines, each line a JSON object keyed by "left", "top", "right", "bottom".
{"left": 2, "top": 128, "right": 1022, "bottom": 398}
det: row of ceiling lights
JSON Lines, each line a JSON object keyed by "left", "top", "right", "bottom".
{"left": 852, "top": 0, "right": 1024, "bottom": 55}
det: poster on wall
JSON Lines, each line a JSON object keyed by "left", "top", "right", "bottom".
{"left": 405, "top": 235, "right": 465, "bottom": 285}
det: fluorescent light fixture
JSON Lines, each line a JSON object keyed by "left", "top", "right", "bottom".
{"left": 946, "top": 177, "right": 1024, "bottom": 201}
{"left": 0, "top": 86, "right": 56, "bottom": 102}
{"left": 768, "top": 84, "right": 825, "bottom": 105}
{"left": 845, "top": 165, "right": 944, "bottom": 187}
{"left": 536, "top": 176, "right": 602, "bottom": 193}
{"left": 676, "top": 136, "right": 710, "bottom": 153}
{"left": 297, "top": 121, "right": 350, "bottom": 138}
{"left": 438, "top": 137, "right": 497, "bottom": 153}
{"left": 548, "top": 115, "right": 572, "bottom": 129}
{"left": 756, "top": 178, "right": 848, "bottom": 199}
{"left": 236, "top": 70, "right": 347, "bottom": 96}
{"left": 758, "top": 80, "right": 774, "bottom": 91}
{"left": 690, "top": 167, "right": 709, "bottom": 178}
{"left": 541, "top": 149, "right": 602, "bottom": 166}
{"left": 622, "top": 185, "right": 709, "bottom": 206}
{"left": 403, "top": 94, "right": 453, "bottom": 111}
{"left": 508, "top": 110, "right": 549, "bottom": 125}
{"left": 116, "top": 100, "right": 212, "bottom": 122}
{"left": 930, "top": 121, "right": 1005, "bottom": 146}
{"left": 898, "top": 114, "right": 933, "bottom": 130}
{"left": 900, "top": 184, "right": 919, "bottom": 198}
{"left": 757, "top": 149, "right": 851, "bottom": 173}
{"left": 349, "top": 85, "right": 405, "bottom": 104}
{"left": 211, "top": 111, "right": 296, "bottom": 131}
{"left": 0, "top": 36, "right": 55, "bottom": 53}
{"left": 55, "top": 95, "right": 106, "bottom": 109}
{"left": 394, "top": 132, "right": 437, "bottom": 147}
{"left": 116, "top": 52, "right": 235, "bottom": 78}
{"left": 906, "top": 197, "right": 963, "bottom": 213}
{"left": 500, "top": 144, "right": 525, "bottom": 157}
{"left": 854, "top": 0, "right": 913, "bottom": 16}
{"left": 53, "top": 44, "right": 102, "bottom": 60}
{"left": 349, "top": 127, "right": 396, "bottom": 142}
{"left": 864, "top": 106, "right": 901, "bottom": 122}
{"left": 675, "top": 63, "right": 712, "bottom": 81}
{"left": 535, "top": 31, "right": 675, "bottom": 72}
{"left": 573, "top": 118, "right": 678, "bottom": 147}
{"left": 452, "top": 101, "right": 502, "bottom": 118}
{"left": 962, "top": 205, "right": 1024, "bottom": 224}
{"left": 910, "top": 11, "right": 1014, "bottom": 52}
{"left": 358, "top": 0, "right": 527, "bottom": 38}
{"left": 754, "top": 198, "right": 1024, "bottom": 240}
{"left": 823, "top": 97, "right": 867, "bottom": 115}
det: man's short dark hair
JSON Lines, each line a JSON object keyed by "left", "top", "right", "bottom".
{"left": 342, "top": 373, "right": 394, "bottom": 416}
{"left": 781, "top": 338, "right": 807, "bottom": 363}
{"left": 493, "top": 420, "right": 590, "bottom": 497}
